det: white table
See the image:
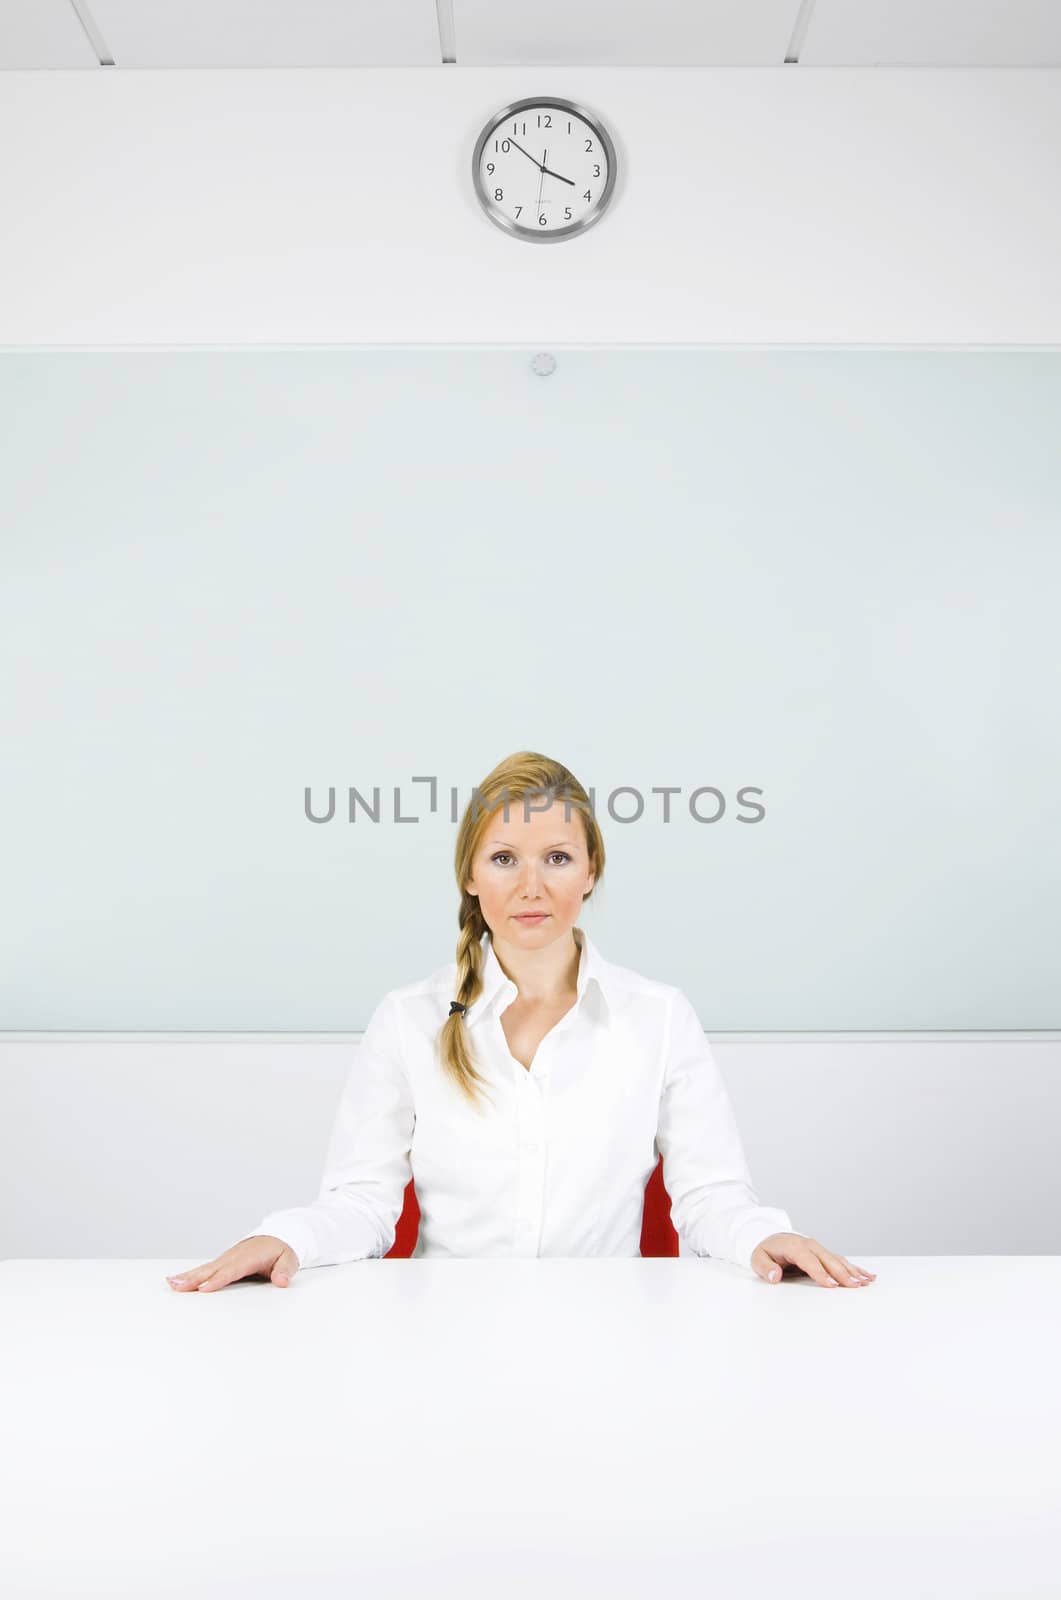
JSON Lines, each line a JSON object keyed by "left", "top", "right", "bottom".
{"left": 1, "top": 1256, "right": 1057, "bottom": 1599}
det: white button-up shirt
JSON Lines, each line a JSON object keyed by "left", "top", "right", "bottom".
{"left": 250, "top": 929, "right": 793, "bottom": 1271}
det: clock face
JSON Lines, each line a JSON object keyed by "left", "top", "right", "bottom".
{"left": 473, "top": 97, "right": 616, "bottom": 242}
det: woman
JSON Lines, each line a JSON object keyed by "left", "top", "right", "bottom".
{"left": 167, "top": 751, "right": 876, "bottom": 1294}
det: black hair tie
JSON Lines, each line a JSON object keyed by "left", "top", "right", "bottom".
{"left": 449, "top": 1001, "right": 468, "bottom": 1016}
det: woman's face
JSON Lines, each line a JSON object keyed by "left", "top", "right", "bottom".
{"left": 465, "top": 798, "right": 595, "bottom": 948}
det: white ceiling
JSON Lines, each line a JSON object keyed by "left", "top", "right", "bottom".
{"left": 2, "top": 0, "right": 1060, "bottom": 70}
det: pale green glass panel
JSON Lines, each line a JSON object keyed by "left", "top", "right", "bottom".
{"left": 1, "top": 351, "right": 1057, "bottom": 1029}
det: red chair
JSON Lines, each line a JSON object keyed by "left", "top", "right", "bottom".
{"left": 384, "top": 1154, "right": 680, "bottom": 1257}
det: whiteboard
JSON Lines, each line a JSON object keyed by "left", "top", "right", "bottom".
{"left": 1, "top": 350, "right": 1058, "bottom": 1030}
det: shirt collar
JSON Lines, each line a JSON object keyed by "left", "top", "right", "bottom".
{"left": 467, "top": 926, "right": 625, "bottom": 1027}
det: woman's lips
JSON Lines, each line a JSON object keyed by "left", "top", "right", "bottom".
{"left": 513, "top": 913, "right": 549, "bottom": 922}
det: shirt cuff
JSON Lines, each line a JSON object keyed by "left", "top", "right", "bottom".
{"left": 243, "top": 1212, "right": 322, "bottom": 1272}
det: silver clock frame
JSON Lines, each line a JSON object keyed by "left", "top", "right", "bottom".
{"left": 471, "top": 96, "right": 618, "bottom": 244}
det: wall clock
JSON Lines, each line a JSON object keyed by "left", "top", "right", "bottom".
{"left": 471, "top": 96, "right": 617, "bottom": 243}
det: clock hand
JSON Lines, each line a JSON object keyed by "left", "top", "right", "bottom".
{"left": 506, "top": 137, "right": 541, "bottom": 169}
{"left": 507, "top": 136, "right": 576, "bottom": 187}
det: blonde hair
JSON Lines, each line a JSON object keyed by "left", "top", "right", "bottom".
{"left": 436, "top": 750, "right": 606, "bottom": 1112}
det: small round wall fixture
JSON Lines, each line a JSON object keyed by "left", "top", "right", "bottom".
{"left": 472, "top": 96, "right": 617, "bottom": 243}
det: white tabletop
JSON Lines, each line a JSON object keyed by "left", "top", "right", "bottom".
{"left": 1, "top": 1256, "right": 1057, "bottom": 1599}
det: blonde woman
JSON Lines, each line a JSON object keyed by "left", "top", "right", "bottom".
{"left": 167, "top": 751, "right": 876, "bottom": 1295}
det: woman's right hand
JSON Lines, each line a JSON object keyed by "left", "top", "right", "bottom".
{"left": 165, "top": 1235, "right": 300, "bottom": 1292}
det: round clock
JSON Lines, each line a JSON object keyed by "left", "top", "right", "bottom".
{"left": 472, "top": 96, "right": 617, "bottom": 243}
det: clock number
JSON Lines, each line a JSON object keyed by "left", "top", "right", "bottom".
{"left": 537, "top": 114, "right": 552, "bottom": 128}
{"left": 583, "top": 190, "right": 592, "bottom": 202}
{"left": 585, "top": 139, "right": 593, "bottom": 151}
{"left": 486, "top": 162, "right": 495, "bottom": 175}
{"left": 593, "top": 164, "right": 600, "bottom": 177}
{"left": 495, "top": 139, "right": 511, "bottom": 153}
{"left": 539, "top": 213, "right": 548, "bottom": 226}
{"left": 494, "top": 188, "right": 503, "bottom": 201}
{"left": 512, "top": 121, "right": 526, "bottom": 134}
{"left": 564, "top": 207, "right": 572, "bottom": 220}
{"left": 514, "top": 205, "right": 522, "bottom": 218}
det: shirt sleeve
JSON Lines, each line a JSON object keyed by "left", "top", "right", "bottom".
{"left": 245, "top": 989, "right": 415, "bottom": 1270}
{"left": 655, "top": 986, "right": 794, "bottom": 1271}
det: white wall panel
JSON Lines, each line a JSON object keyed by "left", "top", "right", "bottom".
{"left": 804, "top": 0, "right": 1061, "bottom": 66}
{"left": 0, "top": 0, "right": 98, "bottom": 68}
{"left": 452, "top": 0, "right": 800, "bottom": 66}
{"left": 2, "top": 1033, "right": 1057, "bottom": 1259}
{"left": 90, "top": 0, "right": 443, "bottom": 68}
{"left": 1, "top": 67, "right": 1059, "bottom": 345}
{"left": 2, "top": 347, "right": 1058, "bottom": 1030}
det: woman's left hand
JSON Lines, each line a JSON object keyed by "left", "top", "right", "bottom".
{"left": 750, "top": 1233, "right": 877, "bottom": 1288}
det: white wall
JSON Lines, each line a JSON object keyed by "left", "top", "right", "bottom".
{"left": 2, "top": 66, "right": 1057, "bottom": 1259}
{"left": 4, "top": 347, "right": 1059, "bottom": 1033}
{"left": 3, "top": 1032, "right": 1059, "bottom": 1261}
{"left": 1, "top": 66, "right": 1060, "bottom": 346}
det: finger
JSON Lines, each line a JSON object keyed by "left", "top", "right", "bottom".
{"left": 799, "top": 1245, "right": 840, "bottom": 1287}
{"left": 820, "top": 1250, "right": 870, "bottom": 1288}
{"left": 166, "top": 1264, "right": 216, "bottom": 1291}
{"left": 838, "top": 1257, "right": 876, "bottom": 1283}
{"left": 832, "top": 1254, "right": 876, "bottom": 1285}
{"left": 750, "top": 1248, "right": 782, "bottom": 1283}
{"left": 197, "top": 1267, "right": 234, "bottom": 1292}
